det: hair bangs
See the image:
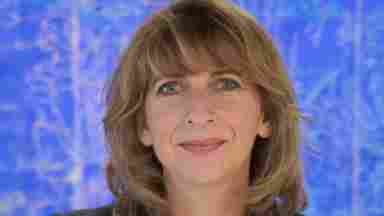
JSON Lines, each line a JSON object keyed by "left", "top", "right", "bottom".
{"left": 143, "top": 13, "right": 252, "bottom": 90}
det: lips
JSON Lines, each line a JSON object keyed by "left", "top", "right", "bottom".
{"left": 178, "top": 138, "right": 226, "bottom": 146}
{"left": 178, "top": 138, "right": 226, "bottom": 155}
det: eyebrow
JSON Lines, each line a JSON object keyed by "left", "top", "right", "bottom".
{"left": 151, "top": 68, "right": 244, "bottom": 87}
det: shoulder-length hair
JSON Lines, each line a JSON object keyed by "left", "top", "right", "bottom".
{"left": 103, "top": 0, "right": 309, "bottom": 215}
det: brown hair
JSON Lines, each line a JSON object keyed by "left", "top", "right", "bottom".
{"left": 103, "top": 0, "right": 309, "bottom": 215}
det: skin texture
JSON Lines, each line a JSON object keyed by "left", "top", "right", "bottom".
{"left": 139, "top": 64, "right": 271, "bottom": 216}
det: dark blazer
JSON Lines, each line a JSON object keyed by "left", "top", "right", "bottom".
{"left": 52, "top": 204, "right": 114, "bottom": 216}
{"left": 53, "top": 204, "right": 305, "bottom": 216}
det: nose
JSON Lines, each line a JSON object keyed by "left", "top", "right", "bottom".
{"left": 184, "top": 91, "right": 216, "bottom": 127}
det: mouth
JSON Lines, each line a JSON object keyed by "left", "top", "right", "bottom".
{"left": 178, "top": 138, "right": 226, "bottom": 155}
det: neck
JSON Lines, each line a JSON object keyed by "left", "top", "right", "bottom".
{"left": 164, "top": 171, "right": 249, "bottom": 216}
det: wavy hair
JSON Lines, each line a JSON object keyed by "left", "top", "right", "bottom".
{"left": 103, "top": 0, "right": 309, "bottom": 215}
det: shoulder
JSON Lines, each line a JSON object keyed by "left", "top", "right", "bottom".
{"left": 51, "top": 204, "right": 114, "bottom": 216}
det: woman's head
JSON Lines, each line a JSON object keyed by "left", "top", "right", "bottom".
{"left": 103, "top": 0, "right": 308, "bottom": 215}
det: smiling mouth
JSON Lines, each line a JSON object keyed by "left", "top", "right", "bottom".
{"left": 179, "top": 140, "right": 225, "bottom": 155}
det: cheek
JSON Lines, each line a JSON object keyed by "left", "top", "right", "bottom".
{"left": 225, "top": 95, "right": 261, "bottom": 137}
{"left": 146, "top": 101, "right": 181, "bottom": 142}
{"left": 149, "top": 102, "right": 180, "bottom": 126}
{"left": 222, "top": 93, "right": 260, "bottom": 116}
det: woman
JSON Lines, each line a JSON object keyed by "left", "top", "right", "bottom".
{"left": 54, "top": 0, "right": 308, "bottom": 215}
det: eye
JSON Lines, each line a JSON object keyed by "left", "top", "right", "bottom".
{"left": 156, "top": 81, "right": 180, "bottom": 96}
{"left": 216, "top": 78, "right": 242, "bottom": 90}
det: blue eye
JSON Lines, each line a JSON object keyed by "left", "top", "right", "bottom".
{"left": 218, "top": 78, "right": 241, "bottom": 90}
{"left": 156, "top": 81, "right": 180, "bottom": 95}
{"left": 156, "top": 78, "right": 241, "bottom": 96}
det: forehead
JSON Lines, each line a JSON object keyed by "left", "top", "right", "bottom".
{"left": 152, "top": 66, "right": 245, "bottom": 81}
{"left": 147, "top": 41, "right": 250, "bottom": 86}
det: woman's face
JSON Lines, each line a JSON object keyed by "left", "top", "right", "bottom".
{"left": 140, "top": 65, "right": 271, "bottom": 186}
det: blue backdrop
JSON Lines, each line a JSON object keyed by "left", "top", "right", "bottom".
{"left": 1, "top": 0, "right": 383, "bottom": 216}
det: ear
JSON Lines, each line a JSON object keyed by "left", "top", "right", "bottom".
{"left": 258, "top": 121, "right": 271, "bottom": 139}
{"left": 140, "top": 127, "right": 153, "bottom": 147}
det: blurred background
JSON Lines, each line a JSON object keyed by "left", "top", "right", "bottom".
{"left": 0, "top": 0, "right": 383, "bottom": 215}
